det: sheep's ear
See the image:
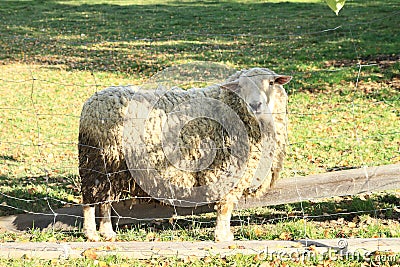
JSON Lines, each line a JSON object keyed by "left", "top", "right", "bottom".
{"left": 221, "top": 81, "right": 240, "bottom": 92}
{"left": 274, "top": 75, "right": 292, "bottom": 85}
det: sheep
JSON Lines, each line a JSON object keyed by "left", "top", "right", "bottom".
{"left": 78, "top": 67, "right": 291, "bottom": 242}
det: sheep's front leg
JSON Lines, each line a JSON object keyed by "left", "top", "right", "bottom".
{"left": 83, "top": 205, "right": 100, "bottom": 242}
{"left": 215, "top": 201, "right": 234, "bottom": 242}
{"left": 98, "top": 202, "right": 117, "bottom": 241}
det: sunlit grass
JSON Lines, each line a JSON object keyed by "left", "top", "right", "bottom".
{"left": 0, "top": 3, "right": 399, "bottom": 266}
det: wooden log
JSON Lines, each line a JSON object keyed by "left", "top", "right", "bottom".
{"left": 237, "top": 163, "right": 400, "bottom": 209}
{"left": 1, "top": 238, "right": 400, "bottom": 259}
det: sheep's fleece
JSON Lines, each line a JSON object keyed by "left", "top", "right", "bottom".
{"left": 78, "top": 67, "right": 291, "bottom": 241}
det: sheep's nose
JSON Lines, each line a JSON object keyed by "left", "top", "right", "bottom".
{"left": 249, "top": 102, "right": 262, "bottom": 112}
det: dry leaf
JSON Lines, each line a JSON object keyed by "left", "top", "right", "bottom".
{"left": 253, "top": 226, "right": 263, "bottom": 237}
{"left": 21, "top": 254, "right": 32, "bottom": 260}
{"left": 308, "top": 245, "right": 317, "bottom": 251}
{"left": 324, "top": 229, "right": 330, "bottom": 238}
{"left": 183, "top": 255, "right": 198, "bottom": 263}
{"left": 279, "top": 232, "right": 292, "bottom": 240}
{"left": 82, "top": 248, "right": 98, "bottom": 260}
{"left": 203, "top": 256, "right": 212, "bottom": 263}
{"left": 253, "top": 254, "right": 263, "bottom": 261}
{"left": 292, "top": 242, "right": 303, "bottom": 248}
{"left": 97, "top": 260, "right": 108, "bottom": 267}
{"left": 348, "top": 222, "right": 357, "bottom": 228}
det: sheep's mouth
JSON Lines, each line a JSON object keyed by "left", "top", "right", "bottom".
{"left": 249, "top": 108, "right": 263, "bottom": 115}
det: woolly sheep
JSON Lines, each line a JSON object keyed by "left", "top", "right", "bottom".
{"left": 78, "top": 67, "right": 291, "bottom": 242}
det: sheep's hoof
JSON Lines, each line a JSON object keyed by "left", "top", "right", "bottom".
{"left": 100, "top": 230, "right": 117, "bottom": 241}
{"left": 85, "top": 231, "right": 100, "bottom": 242}
{"left": 215, "top": 231, "right": 234, "bottom": 242}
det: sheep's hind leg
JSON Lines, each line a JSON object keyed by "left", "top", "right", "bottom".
{"left": 83, "top": 205, "right": 100, "bottom": 242}
{"left": 99, "top": 202, "right": 117, "bottom": 241}
{"left": 214, "top": 201, "right": 234, "bottom": 242}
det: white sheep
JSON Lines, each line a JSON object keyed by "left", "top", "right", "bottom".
{"left": 78, "top": 67, "right": 291, "bottom": 242}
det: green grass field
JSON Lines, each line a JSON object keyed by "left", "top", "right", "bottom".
{"left": 0, "top": 0, "right": 399, "bottom": 266}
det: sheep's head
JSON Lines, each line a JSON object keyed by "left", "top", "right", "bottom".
{"left": 222, "top": 68, "right": 291, "bottom": 115}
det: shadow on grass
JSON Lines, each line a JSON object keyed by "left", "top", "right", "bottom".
{"left": 0, "top": 174, "right": 80, "bottom": 217}
{"left": 0, "top": 0, "right": 399, "bottom": 84}
{"left": 0, "top": 155, "right": 19, "bottom": 162}
{"left": 0, "top": 174, "right": 83, "bottom": 232}
{"left": 234, "top": 193, "right": 400, "bottom": 226}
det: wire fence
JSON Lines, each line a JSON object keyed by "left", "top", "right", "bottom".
{"left": 0, "top": 0, "right": 399, "bottom": 248}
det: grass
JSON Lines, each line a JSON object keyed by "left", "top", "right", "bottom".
{"left": 3, "top": 253, "right": 400, "bottom": 267}
{"left": 0, "top": 0, "right": 399, "bottom": 266}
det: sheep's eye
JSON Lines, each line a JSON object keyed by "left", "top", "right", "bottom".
{"left": 269, "top": 81, "right": 274, "bottom": 86}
